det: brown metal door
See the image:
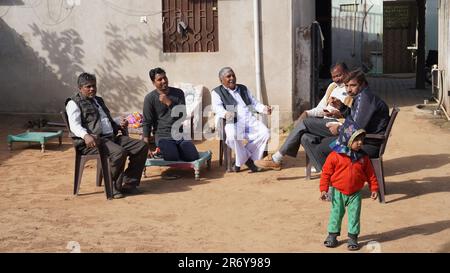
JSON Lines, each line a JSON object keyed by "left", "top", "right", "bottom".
{"left": 383, "top": 1, "right": 417, "bottom": 73}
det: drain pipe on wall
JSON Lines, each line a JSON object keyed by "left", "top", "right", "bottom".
{"left": 253, "top": 0, "right": 262, "bottom": 102}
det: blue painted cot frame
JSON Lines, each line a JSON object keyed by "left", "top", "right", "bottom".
{"left": 144, "top": 150, "right": 212, "bottom": 180}
{"left": 7, "top": 130, "right": 63, "bottom": 153}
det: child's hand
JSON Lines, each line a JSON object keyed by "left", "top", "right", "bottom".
{"left": 371, "top": 191, "right": 378, "bottom": 200}
{"left": 320, "top": 191, "right": 328, "bottom": 201}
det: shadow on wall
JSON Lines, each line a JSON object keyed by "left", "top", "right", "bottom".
{"left": 29, "top": 23, "right": 84, "bottom": 94}
{"left": 95, "top": 23, "right": 170, "bottom": 114}
{"left": 0, "top": 19, "right": 76, "bottom": 113}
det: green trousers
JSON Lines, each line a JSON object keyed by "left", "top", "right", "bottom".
{"left": 327, "top": 188, "right": 362, "bottom": 236}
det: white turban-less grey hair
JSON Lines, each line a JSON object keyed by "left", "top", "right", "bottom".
{"left": 218, "top": 67, "right": 234, "bottom": 79}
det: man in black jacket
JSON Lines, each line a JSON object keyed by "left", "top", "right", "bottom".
{"left": 66, "top": 73, "right": 149, "bottom": 198}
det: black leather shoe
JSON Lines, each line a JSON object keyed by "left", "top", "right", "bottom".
{"left": 246, "top": 159, "right": 262, "bottom": 173}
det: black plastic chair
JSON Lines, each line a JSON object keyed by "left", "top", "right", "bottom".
{"left": 218, "top": 118, "right": 233, "bottom": 172}
{"left": 61, "top": 111, "right": 114, "bottom": 199}
{"left": 365, "top": 106, "right": 400, "bottom": 203}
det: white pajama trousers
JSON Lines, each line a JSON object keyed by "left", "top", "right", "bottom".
{"left": 224, "top": 120, "right": 270, "bottom": 167}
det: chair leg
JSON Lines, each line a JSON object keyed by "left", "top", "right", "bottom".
{"left": 305, "top": 153, "right": 311, "bottom": 180}
{"left": 223, "top": 146, "right": 228, "bottom": 171}
{"left": 96, "top": 158, "right": 103, "bottom": 187}
{"left": 100, "top": 156, "right": 113, "bottom": 200}
{"left": 97, "top": 145, "right": 113, "bottom": 200}
{"left": 225, "top": 146, "right": 232, "bottom": 172}
{"left": 223, "top": 141, "right": 228, "bottom": 171}
{"left": 380, "top": 160, "right": 387, "bottom": 195}
{"left": 74, "top": 155, "right": 85, "bottom": 195}
{"left": 371, "top": 158, "right": 385, "bottom": 203}
{"left": 219, "top": 140, "right": 223, "bottom": 166}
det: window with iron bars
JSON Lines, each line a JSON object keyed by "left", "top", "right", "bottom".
{"left": 162, "top": 0, "right": 218, "bottom": 53}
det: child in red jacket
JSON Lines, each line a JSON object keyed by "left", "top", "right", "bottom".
{"left": 320, "top": 119, "right": 379, "bottom": 251}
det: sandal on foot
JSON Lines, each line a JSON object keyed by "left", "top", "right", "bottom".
{"left": 347, "top": 237, "right": 360, "bottom": 251}
{"left": 323, "top": 234, "right": 338, "bottom": 248}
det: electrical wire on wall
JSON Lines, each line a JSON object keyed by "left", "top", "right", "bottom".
{"left": 100, "top": 0, "right": 176, "bottom": 35}
{"left": 0, "top": 6, "right": 12, "bottom": 18}
{"left": 5, "top": 0, "right": 171, "bottom": 25}
{"left": 46, "top": 0, "right": 64, "bottom": 23}
{"left": 25, "top": 0, "right": 76, "bottom": 26}
{"left": 101, "top": 0, "right": 167, "bottom": 17}
{"left": 31, "top": 4, "right": 74, "bottom": 26}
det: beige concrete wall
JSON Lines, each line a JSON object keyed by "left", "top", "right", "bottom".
{"left": 438, "top": 0, "right": 449, "bottom": 115}
{"left": 0, "top": 0, "right": 315, "bottom": 126}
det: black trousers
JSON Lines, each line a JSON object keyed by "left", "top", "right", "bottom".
{"left": 79, "top": 135, "right": 149, "bottom": 186}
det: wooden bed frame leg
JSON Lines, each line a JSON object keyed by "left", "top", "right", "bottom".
{"left": 194, "top": 168, "right": 200, "bottom": 181}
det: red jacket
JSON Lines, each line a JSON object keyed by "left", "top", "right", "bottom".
{"left": 320, "top": 151, "right": 379, "bottom": 195}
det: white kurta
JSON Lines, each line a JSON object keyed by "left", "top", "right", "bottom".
{"left": 305, "top": 83, "right": 348, "bottom": 118}
{"left": 212, "top": 86, "right": 270, "bottom": 167}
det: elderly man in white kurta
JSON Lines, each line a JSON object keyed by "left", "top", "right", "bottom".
{"left": 211, "top": 67, "right": 271, "bottom": 172}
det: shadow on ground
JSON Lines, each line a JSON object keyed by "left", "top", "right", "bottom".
{"left": 384, "top": 154, "right": 450, "bottom": 176}
{"left": 383, "top": 176, "right": 450, "bottom": 203}
{"left": 359, "top": 220, "right": 450, "bottom": 245}
{"left": 138, "top": 159, "right": 226, "bottom": 195}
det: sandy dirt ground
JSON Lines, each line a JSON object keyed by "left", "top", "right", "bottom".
{"left": 0, "top": 104, "right": 449, "bottom": 253}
